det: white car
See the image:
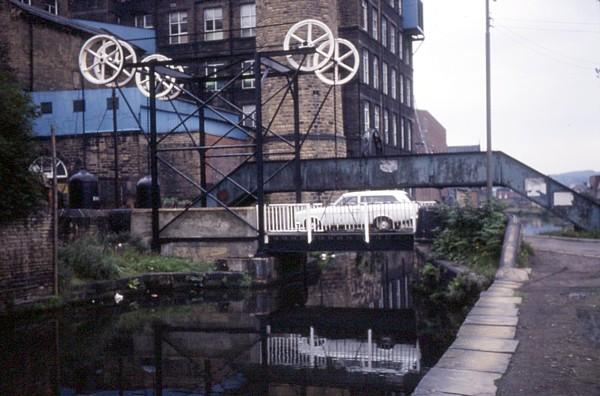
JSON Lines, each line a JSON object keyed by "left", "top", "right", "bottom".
{"left": 295, "top": 190, "right": 419, "bottom": 231}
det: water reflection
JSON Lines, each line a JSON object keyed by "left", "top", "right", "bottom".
{"left": 0, "top": 251, "right": 453, "bottom": 396}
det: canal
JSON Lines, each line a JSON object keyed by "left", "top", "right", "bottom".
{"left": 0, "top": 251, "right": 467, "bottom": 395}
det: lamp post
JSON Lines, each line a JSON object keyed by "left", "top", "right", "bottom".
{"left": 486, "top": 0, "right": 493, "bottom": 201}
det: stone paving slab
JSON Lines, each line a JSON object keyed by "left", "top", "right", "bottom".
{"left": 458, "top": 324, "right": 516, "bottom": 339}
{"left": 492, "top": 280, "right": 523, "bottom": 289}
{"left": 477, "top": 296, "right": 522, "bottom": 305}
{"left": 465, "top": 314, "right": 519, "bottom": 327}
{"left": 482, "top": 288, "right": 515, "bottom": 297}
{"left": 451, "top": 335, "right": 519, "bottom": 353}
{"left": 475, "top": 300, "right": 519, "bottom": 309}
{"left": 437, "top": 348, "right": 512, "bottom": 374}
{"left": 412, "top": 367, "right": 501, "bottom": 396}
{"left": 496, "top": 267, "right": 530, "bottom": 282}
{"left": 469, "top": 306, "right": 519, "bottom": 317}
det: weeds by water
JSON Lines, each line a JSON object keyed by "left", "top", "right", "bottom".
{"left": 58, "top": 233, "right": 213, "bottom": 290}
{"left": 432, "top": 202, "right": 506, "bottom": 279}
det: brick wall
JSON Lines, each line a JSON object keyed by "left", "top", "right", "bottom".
{"left": 0, "top": 1, "right": 89, "bottom": 91}
{"left": 0, "top": 214, "right": 54, "bottom": 308}
{"left": 34, "top": 132, "right": 248, "bottom": 207}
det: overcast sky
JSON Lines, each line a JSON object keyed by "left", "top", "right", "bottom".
{"left": 413, "top": 0, "right": 600, "bottom": 175}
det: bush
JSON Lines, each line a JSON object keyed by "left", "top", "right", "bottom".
{"left": 0, "top": 43, "right": 44, "bottom": 221}
{"left": 58, "top": 234, "right": 121, "bottom": 282}
{"left": 432, "top": 202, "right": 506, "bottom": 278}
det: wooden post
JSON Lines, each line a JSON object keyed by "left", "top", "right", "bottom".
{"left": 51, "top": 125, "right": 58, "bottom": 297}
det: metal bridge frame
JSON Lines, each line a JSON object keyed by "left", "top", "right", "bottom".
{"left": 123, "top": 47, "right": 344, "bottom": 253}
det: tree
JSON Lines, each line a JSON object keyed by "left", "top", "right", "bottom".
{"left": 0, "top": 41, "right": 44, "bottom": 221}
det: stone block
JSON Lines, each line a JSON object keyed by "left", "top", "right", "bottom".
{"left": 450, "top": 335, "right": 519, "bottom": 353}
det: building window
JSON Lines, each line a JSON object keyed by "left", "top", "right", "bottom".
{"left": 406, "top": 78, "right": 412, "bottom": 107}
{"left": 392, "top": 114, "right": 398, "bottom": 146}
{"left": 73, "top": 99, "right": 85, "bottom": 113}
{"left": 106, "top": 97, "right": 119, "bottom": 110}
{"left": 40, "top": 102, "right": 53, "bottom": 114}
{"left": 242, "top": 104, "right": 256, "bottom": 127}
{"left": 400, "top": 74, "right": 405, "bottom": 103}
{"left": 373, "top": 105, "right": 380, "bottom": 132}
{"left": 205, "top": 63, "right": 224, "bottom": 91}
{"left": 169, "top": 12, "right": 188, "bottom": 44}
{"left": 389, "top": 0, "right": 394, "bottom": 7}
{"left": 403, "top": 38, "right": 411, "bottom": 64}
{"left": 46, "top": 0, "right": 57, "bottom": 15}
{"left": 381, "top": 17, "right": 387, "bottom": 47}
{"left": 383, "top": 109, "right": 389, "bottom": 144}
{"left": 20, "top": 0, "right": 31, "bottom": 5}
{"left": 135, "top": 14, "right": 153, "bottom": 28}
{"left": 361, "top": 1, "right": 368, "bottom": 31}
{"left": 240, "top": 4, "right": 256, "bottom": 37}
{"left": 406, "top": 119, "right": 412, "bottom": 149}
{"left": 372, "top": 56, "right": 379, "bottom": 90}
{"left": 204, "top": 7, "right": 223, "bottom": 41}
{"left": 372, "top": 9, "right": 378, "bottom": 40}
{"left": 399, "top": 35, "right": 404, "bottom": 61}
{"left": 363, "top": 101, "right": 370, "bottom": 132}
{"left": 398, "top": 0, "right": 403, "bottom": 15}
{"left": 400, "top": 117, "right": 405, "bottom": 149}
{"left": 241, "top": 60, "right": 255, "bottom": 89}
{"left": 391, "top": 69, "right": 397, "bottom": 99}
{"left": 362, "top": 49, "right": 369, "bottom": 84}
{"left": 382, "top": 62, "right": 388, "bottom": 95}
{"left": 390, "top": 27, "right": 396, "bottom": 54}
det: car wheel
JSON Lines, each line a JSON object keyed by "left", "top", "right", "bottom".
{"left": 374, "top": 216, "right": 393, "bottom": 231}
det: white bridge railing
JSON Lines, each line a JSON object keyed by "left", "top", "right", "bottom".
{"left": 264, "top": 327, "right": 421, "bottom": 374}
{"left": 261, "top": 201, "right": 437, "bottom": 243}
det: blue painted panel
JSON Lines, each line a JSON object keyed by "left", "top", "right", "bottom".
{"left": 31, "top": 88, "right": 247, "bottom": 140}
{"left": 74, "top": 19, "right": 156, "bottom": 54}
{"left": 402, "top": 0, "right": 424, "bottom": 34}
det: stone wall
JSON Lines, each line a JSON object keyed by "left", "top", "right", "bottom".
{"left": 0, "top": 214, "right": 54, "bottom": 309}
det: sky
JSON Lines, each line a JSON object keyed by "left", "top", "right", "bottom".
{"left": 413, "top": 0, "right": 600, "bottom": 175}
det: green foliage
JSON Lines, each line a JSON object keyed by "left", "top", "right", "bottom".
{"left": 58, "top": 233, "right": 213, "bottom": 288}
{"left": 0, "top": 43, "right": 44, "bottom": 221}
{"left": 517, "top": 241, "right": 534, "bottom": 268}
{"left": 432, "top": 202, "right": 507, "bottom": 278}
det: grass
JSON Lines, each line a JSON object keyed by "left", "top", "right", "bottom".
{"left": 58, "top": 233, "right": 213, "bottom": 289}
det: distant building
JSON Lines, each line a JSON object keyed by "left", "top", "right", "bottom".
{"left": 413, "top": 109, "right": 447, "bottom": 202}
{"left": 446, "top": 145, "right": 484, "bottom": 206}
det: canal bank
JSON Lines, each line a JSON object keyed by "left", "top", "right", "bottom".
{"left": 413, "top": 216, "right": 531, "bottom": 395}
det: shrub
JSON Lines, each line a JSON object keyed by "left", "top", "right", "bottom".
{"left": 58, "top": 234, "right": 121, "bottom": 282}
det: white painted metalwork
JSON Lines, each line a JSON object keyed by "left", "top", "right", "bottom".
{"left": 78, "top": 35, "right": 124, "bottom": 85}
{"left": 135, "top": 54, "right": 184, "bottom": 100}
{"left": 106, "top": 40, "right": 138, "bottom": 88}
{"left": 314, "top": 38, "right": 360, "bottom": 86}
{"left": 29, "top": 156, "right": 68, "bottom": 180}
{"left": 417, "top": 201, "right": 438, "bottom": 208}
{"left": 265, "top": 330, "right": 421, "bottom": 374}
{"left": 283, "top": 19, "right": 335, "bottom": 72}
{"left": 263, "top": 201, "right": 420, "bottom": 243}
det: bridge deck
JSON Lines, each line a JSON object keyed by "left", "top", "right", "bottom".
{"left": 266, "top": 231, "right": 414, "bottom": 252}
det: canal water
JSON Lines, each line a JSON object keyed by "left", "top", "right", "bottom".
{"left": 0, "top": 251, "right": 466, "bottom": 396}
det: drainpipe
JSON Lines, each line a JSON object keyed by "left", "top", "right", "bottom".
{"left": 29, "top": 21, "right": 34, "bottom": 91}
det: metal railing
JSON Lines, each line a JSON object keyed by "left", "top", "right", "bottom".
{"left": 261, "top": 201, "right": 433, "bottom": 243}
{"left": 264, "top": 327, "right": 421, "bottom": 374}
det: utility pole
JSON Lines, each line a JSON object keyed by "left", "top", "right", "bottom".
{"left": 51, "top": 125, "right": 58, "bottom": 297}
{"left": 486, "top": 0, "right": 493, "bottom": 201}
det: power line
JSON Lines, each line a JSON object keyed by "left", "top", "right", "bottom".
{"left": 494, "top": 23, "right": 600, "bottom": 35}
{"left": 493, "top": 16, "right": 600, "bottom": 26}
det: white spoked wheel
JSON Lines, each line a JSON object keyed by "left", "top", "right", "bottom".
{"left": 314, "top": 38, "right": 360, "bottom": 86}
{"left": 283, "top": 19, "right": 335, "bottom": 72}
{"left": 135, "top": 54, "right": 176, "bottom": 99}
{"left": 79, "top": 35, "right": 124, "bottom": 85}
{"left": 106, "top": 40, "right": 138, "bottom": 87}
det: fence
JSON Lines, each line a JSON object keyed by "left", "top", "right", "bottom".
{"left": 264, "top": 327, "right": 421, "bottom": 374}
{"left": 262, "top": 201, "right": 436, "bottom": 243}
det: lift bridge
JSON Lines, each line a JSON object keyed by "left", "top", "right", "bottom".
{"left": 76, "top": 34, "right": 600, "bottom": 255}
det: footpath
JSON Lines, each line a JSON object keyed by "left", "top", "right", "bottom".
{"left": 497, "top": 236, "right": 600, "bottom": 395}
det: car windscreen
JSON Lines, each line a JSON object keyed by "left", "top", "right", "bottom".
{"left": 363, "top": 195, "right": 399, "bottom": 204}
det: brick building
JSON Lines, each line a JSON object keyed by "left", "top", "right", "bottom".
{"left": 412, "top": 109, "right": 447, "bottom": 202}
{"left": 71, "top": 0, "right": 424, "bottom": 158}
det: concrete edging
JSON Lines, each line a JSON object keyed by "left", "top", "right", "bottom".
{"left": 413, "top": 215, "right": 529, "bottom": 396}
